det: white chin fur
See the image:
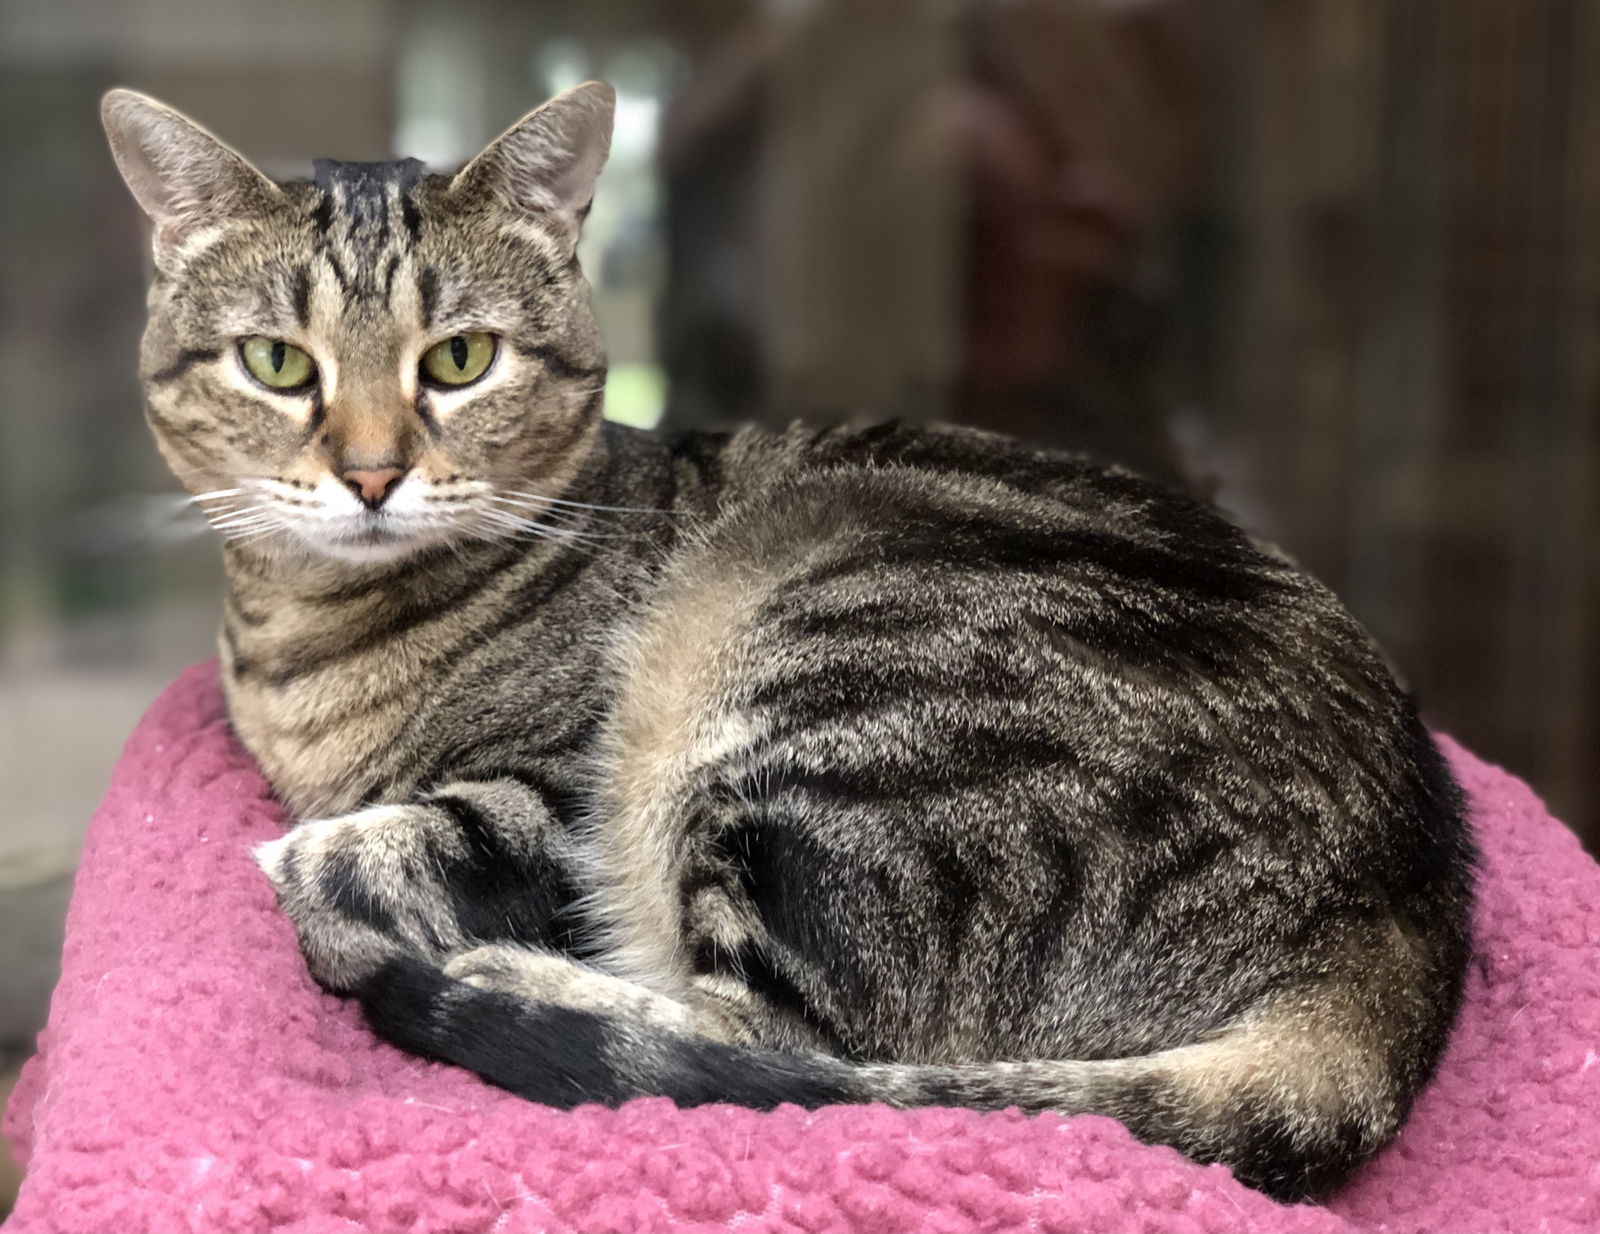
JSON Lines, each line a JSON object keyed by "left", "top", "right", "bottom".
{"left": 276, "top": 512, "right": 457, "bottom": 564}
{"left": 301, "top": 531, "right": 451, "bottom": 565}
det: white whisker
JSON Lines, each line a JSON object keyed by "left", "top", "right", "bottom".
{"left": 205, "top": 503, "right": 268, "bottom": 520}
{"left": 464, "top": 511, "right": 611, "bottom": 555}
{"left": 208, "top": 511, "right": 274, "bottom": 532}
{"left": 486, "top": 497, "right": 649, "bottom": 539}
{"left": 486, "top": 495, "right": 596, "bottom": 525}
{"left": 503, "top": 490, "right": 674, "bottom": 516}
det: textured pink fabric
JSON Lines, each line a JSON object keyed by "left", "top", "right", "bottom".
{"left": 4, "top": 663, "right": 1597, "bottom": 1233}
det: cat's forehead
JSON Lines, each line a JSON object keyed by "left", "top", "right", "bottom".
{"left": 311, "top": 158, "right": 428, "bottom": 209}
{"left": 283, "top": 157, "right": 444, "bottom": 317}
{"left": 307, "top": 157, "right": 431, "bottom": 249}
{"left": 168, "top": 155, "right": 567, "bottom": 338}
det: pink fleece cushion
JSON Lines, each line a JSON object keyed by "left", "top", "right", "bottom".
{"left": 4, "top": 663, "right": 1597, "bottom": 1233}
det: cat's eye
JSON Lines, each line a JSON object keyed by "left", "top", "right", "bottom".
{"left": 239, "top": 337, "right": 317, "bottom": 390}
{"left": 420, "top": 333, "right": 496, "bottom": 387}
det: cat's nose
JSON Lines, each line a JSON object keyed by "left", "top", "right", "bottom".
{"left": 341, "top": 466, "right": 406, "bottom": 510}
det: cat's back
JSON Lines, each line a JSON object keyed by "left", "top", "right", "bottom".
{"left": 601, "top": 436, "right": 1471, "bottom": 1060}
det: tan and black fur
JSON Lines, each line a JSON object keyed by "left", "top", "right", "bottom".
{"left": 101, "top": 83, "right": 1474, "bottom": 1200}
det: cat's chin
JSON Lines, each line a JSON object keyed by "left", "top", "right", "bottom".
{"left": 314, "top": 540, "right": 441, "bottom": 566}
{"left": 290, "top": 524, "right": 459, "bottom": 567}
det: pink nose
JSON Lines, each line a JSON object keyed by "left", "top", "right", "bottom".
{"left": 341, "top": 467, "right": 405, "bottom": 509}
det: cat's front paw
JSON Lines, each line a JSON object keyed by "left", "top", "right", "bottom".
{"left": 254, "top": 806, "right": 455, "bottom": 992}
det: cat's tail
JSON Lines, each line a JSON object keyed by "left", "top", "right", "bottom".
{"left": 359, "top": 953, "right": 1423, "bottom": 1200}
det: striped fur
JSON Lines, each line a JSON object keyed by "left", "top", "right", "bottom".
{"left": 103, "top": 85, "right": 1474, "bottom": 1200}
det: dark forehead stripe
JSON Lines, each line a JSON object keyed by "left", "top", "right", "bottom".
{"left": 311, "top": 158, "right": 426, "bottom": 299}
{"left": 290, "top": 265, "right": 312, "bottom": 327}
{"left": 312, "top": 158, "right": 426, "bottom": 215}
{"left": 417, "top": 266, "right": 439, "bottom": 328}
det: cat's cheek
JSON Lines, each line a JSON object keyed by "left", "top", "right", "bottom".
{"left": 417, "top": 360, "right": 515, "bottom": 425}
{"left": 213, "top": 361, "right": 323, "bottom": 431}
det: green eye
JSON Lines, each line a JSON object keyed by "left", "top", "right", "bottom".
{"left": 240, "top": 337, "right": 316, "bottom": 390}
{"left": 420, "top": 333, "right": 496, "bottom": 387}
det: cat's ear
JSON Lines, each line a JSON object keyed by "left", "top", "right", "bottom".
{"left": 101, "top": 89, "right": 279, "bottom": 261}
{"left": 449, "top": 82, "right": 615, "bottom": 244}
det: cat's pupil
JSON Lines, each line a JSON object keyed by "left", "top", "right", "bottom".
{"left": 450, "top": 336, "right": 468, "bottom": 370}
{"left": 270, "top": 341, "right": 285, "bottom": 373}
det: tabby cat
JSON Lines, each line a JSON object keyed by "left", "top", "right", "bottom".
{"left": 101, "top": 82, "right": 1474, "bottom": 1200}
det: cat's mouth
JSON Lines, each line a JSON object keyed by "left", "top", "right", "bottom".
{"left": 216, "top": 476, "right": 547, "bottom": 564}
{"left": 347, "top": 518, "right": 404, "bottom": 543}
{"left": 307, "top": 510, "right": 455, "bottom": 564}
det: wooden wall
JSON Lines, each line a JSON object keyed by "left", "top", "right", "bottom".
{"left": 1187, "top": 0, "right": 1597, "bottom": 845}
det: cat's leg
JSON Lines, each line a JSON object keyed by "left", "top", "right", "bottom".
{"left": 254, "top": 779, "right": 580, "bottom": 992}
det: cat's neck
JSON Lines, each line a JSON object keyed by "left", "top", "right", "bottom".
{"left": 214, "top": 426, "right": 653, "bottom": 815}
{"left": 219, "top": 533, "right": 503, "bottom": 606}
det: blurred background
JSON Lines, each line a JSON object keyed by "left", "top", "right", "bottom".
{"left": 0, "top": 0, "right": 1595, "bottom": 1195}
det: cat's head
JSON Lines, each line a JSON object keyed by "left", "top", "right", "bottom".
{"left": 102, "top": 83, "right": 615, "bottom": 564}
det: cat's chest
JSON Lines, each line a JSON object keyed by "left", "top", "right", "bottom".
{"left": 222, "top": 614, "right": 441, "bottom": 819}
{"left": 223, "top": 652, "right": 418, "bottom": 818}
{"left": 215, "top": 537, "right": 654, "bottom": 817}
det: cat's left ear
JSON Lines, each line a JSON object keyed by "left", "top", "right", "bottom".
{"left": 449, "top": 82, "right": 615, "bottom": 245}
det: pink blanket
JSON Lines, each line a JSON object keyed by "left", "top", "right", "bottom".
{"left": 5, "top": 663, "right": 1597, "bottom": 1233}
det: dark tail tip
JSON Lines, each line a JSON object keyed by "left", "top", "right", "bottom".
{"left": 357, "top": 954, "right": 459, "bottom": 1060}
{"left": 355, "top": 953, "right": 864, "bottom": 1113}
{"left": 356, "top": 954, "right": 619, "bottom": 1106}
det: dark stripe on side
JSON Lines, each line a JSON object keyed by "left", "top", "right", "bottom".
{"left": 265, "top": 673, "right": 417, "bottom": 743}
{"left": 442, "top": 760, "right": 555, "bottom": 790}
{"left": 435, "top": 742, "right": 593, "bottom": 807}
{"left": 148, "top": 348, "right": 220, "bottom": 384}
{"left": 725, "top": 940, "right": 848, "bottom": 1053}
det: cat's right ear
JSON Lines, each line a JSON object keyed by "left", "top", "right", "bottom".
{"left": 100, "top": 89, "right": 279, "bottom": 264}
{"left": 448, "top": 82, "right": 615, "bottom": 247}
